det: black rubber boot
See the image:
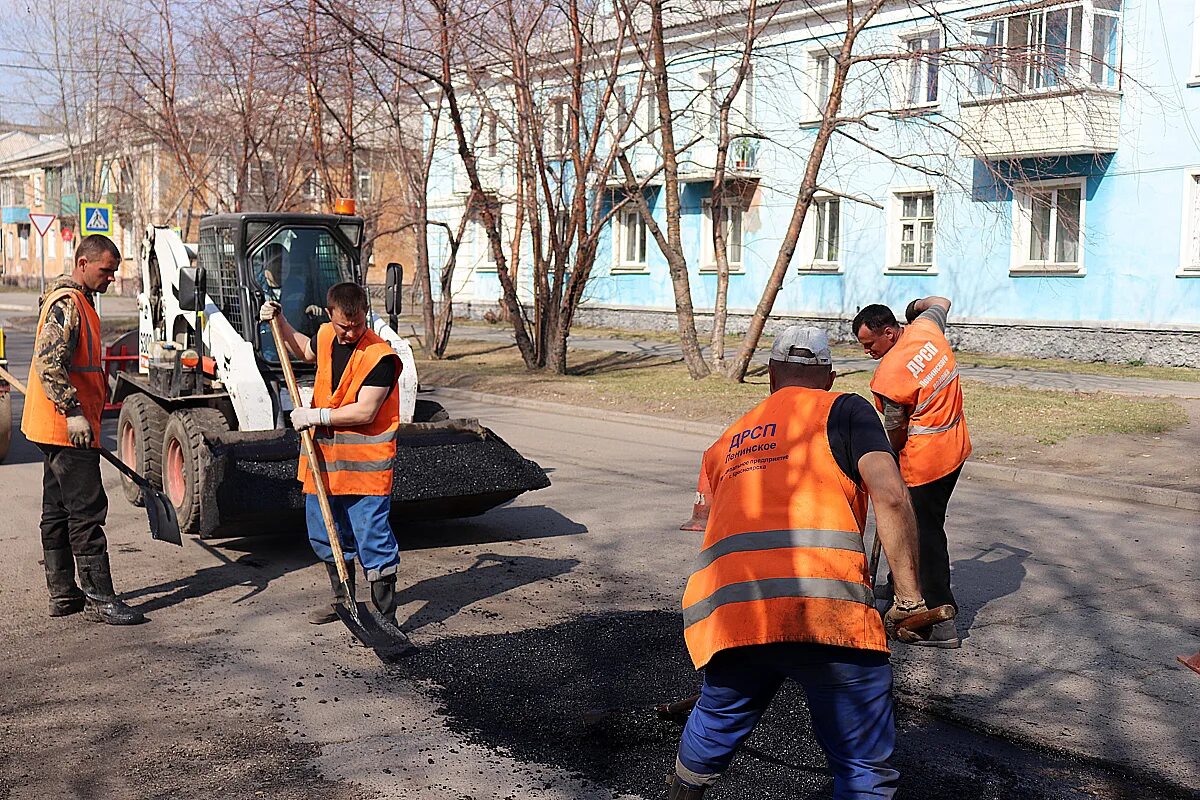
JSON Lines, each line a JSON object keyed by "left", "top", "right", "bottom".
{"left": 43, "top": 547, "right": 85, "bottom": 617}
{"left": 76, "top": 553, "right": 146, "bottom": 625}
{"left": 370, "top": 574, "right": 398, "bottom": 627}
{"left": 667, "top": 776, "right": 706, "bottom": 799}
{"left": 309, "top": 561, "right": 351, "bottom": 625}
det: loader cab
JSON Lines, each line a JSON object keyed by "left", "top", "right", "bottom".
{"left": 196, "top": 213, "right": 364, "bottom": 366}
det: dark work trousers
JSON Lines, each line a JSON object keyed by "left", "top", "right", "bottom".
{"left": 37, "top": 444, "right": 109, "bottom": 556}
{"left": 907, "top": 465, "right": 962, "bottom": 611}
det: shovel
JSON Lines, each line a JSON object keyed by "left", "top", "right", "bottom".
{"left": 0, "top": 364, "right": 181, "bottom": 545}
{"left": 268, "top": 316, "right": 415, "bottom": 662}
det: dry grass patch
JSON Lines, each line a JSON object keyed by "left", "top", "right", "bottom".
{"left": 418, "top": 342, "right": 1187, "bottom": 447}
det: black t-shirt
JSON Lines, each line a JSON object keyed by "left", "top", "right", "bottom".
{"left": 330, "top": 340, "right": 398, "bottom": 390}
{"left": 826, "top": 393, "right": 895, "bottom": 486}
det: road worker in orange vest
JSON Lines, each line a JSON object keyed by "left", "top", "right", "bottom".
{"left": 21, "top": 234, "right": 145, "bottom": 625}
{"left": 669, "top": 326, "right": 927, "bottom": 800}
{"left": 852, "top": 297, "right": 971, "bottom": 649}
{"left": 260, "top": 283, "right": 404, "bottom": 627}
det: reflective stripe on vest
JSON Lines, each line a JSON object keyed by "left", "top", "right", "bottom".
{"left": 682, "top": 387, "right": 888, "bottom": 669}
{"left": 20, "top": 288, "right": 107, "bottom": 447}
{"left": 869, "top": 318, "right": 972, "bottom": 486}
{"left": 297, "top": 324, "right": 400, "bottom": 496}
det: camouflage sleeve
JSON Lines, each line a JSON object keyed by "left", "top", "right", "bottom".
{"left": 32, "top": 296, "right": 82, "bottom": 415}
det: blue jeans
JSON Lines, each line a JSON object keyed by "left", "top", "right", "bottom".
{"left": 676, "top": 642, "right": 898, "bottom": 799}
{"left": 305, "top": 494, "right": 400, "bottom": 581}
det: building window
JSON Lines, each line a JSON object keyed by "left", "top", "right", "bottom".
{"left": 888, "top": 191, "right": 935, "bottom": 270}
{"left": 552, "top": 97, "right": 569, "bottom": 155}
{"left": 356, "top": 168, "right": 372, "bottom": 200}
{"left": 1181, "top": 171, "right": 1200, "bottom": 274}
{"left": 1191, "top": 0, "right": 1200, "bottom": 85}
{"left": 33, "top": 174, "right": 44, "bottom": 207}
{"left": 701, "top": 200, "right": 745, "bottom": 271}
{"left": 698, "top": 71, "right": 718, "bottom": 136}
{"left": 1013, "top": 180, "right": 1085, "bottom": 273}
{"left": 487, "top": 114, "right": 499, "bottom": 158}
{"left": 902, "top": 32, "right": 940, "bottom": 106}
{"left": 970, "top": 2, "right": 1121, "bottom": 97}
{"left": 813, "top": 196, "right": 840, "bottom": 265}
{"left": 811, "top": 50, "right": 833, "bottom": 119}
{"left": 47, "top": 225, "right": 56, "bottom": 258}
{"left": 615, "top": 208, "right": 648, "bottom": 270}
{"left": 18, "top": 223, "right": 29, "bottom": 259}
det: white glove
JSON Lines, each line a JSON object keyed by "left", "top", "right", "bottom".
{"left": 259, "top": 301, "right": 282, "bottom": 322}
{"left": 65, "top": 410, "right": 94, "bottom": 449}
{"left": 290, "top": 406, "right": 325, "bottom": 431}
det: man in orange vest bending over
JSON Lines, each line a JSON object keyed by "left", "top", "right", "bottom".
{"left": 852, "top": 297, "right": 971, "bottom": 649}
{"left": 22, "top": 234, "right": 145, "bottom": 625}
{"left": 261, "top": 284, "right": 404, "bottom": 628}
{"left": 669, "top": 326, "right": 927, "bottom": 799}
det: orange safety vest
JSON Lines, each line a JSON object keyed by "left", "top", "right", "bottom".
{"left": 682, "top": 387, "right": 888, "bottom": 670}
{"left": 20, "top": 287, "right": 107, "bottom": 447}
{"left": 869, "top": 317, "right": 972, "bottom": 487}
{"left": 297, "top": 324, "right": 400, "bottom": 497}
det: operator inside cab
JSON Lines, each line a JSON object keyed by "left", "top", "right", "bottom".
{"left": 260, "top": 284, "right": 407, "bottom": 632}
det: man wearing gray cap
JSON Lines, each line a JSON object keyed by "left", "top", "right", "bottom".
{"left": 667, "top": 326, "right": 927, "bottom": 799}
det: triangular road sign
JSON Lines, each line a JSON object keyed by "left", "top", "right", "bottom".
{"left": 29, "top": 213, "right": 55, "bottom": 237}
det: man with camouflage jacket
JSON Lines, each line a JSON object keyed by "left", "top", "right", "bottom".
{"left": 21, "top": 234, "right": 144, "bottom": 625}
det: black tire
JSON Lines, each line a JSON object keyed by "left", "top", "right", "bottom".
{"left": 116, "top": 394, "right": 168, "bottom": 506}
{"left": 161, "top": 408, "right": 230, "bottom": 536}
{"left": 0, "top": 390, "right": 11, "bottom": 463}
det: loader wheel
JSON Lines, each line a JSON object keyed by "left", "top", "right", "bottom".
{"left": 0, "top": 389, "right": 11, "bottom": 463}
{"left": 162, "top": 408, "right": 229, "bottom": 536}
{"left": 117, "top": 395, "right": 168, "bottom": 506}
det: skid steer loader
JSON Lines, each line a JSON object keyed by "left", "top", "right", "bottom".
{"left": 112, "top": 212, "right": 548, "bottom": 538}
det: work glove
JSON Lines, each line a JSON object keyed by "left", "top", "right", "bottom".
{"left": 259, "top": 301, "right": 282, "bottom": 322}
{"left": 65, "top": 410, "right": 94, "bottom": 449}
{"left": 905, "top": 299, "right": 921, "bottom": 323}
{"left": 304, "top": 304, "right": 325, "bottom": 318}
{"left": 884, "top": 597, "right": 930, "bottom": 644}
{"left": 290, "top": 406, "right": 325, "bottom": 431}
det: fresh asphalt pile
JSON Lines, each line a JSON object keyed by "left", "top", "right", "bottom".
{"left": 389, "top": 610, "right": 1200, "bottom": 800}
{"left": 208, "top": 425, "right": 550, "bottom": 536}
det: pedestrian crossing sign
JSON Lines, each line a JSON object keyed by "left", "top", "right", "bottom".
{"left": 80, "top": 203, "right": 114, "bottom": 237}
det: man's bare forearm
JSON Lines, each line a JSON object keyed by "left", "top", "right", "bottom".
{"left": 858, "top": 451, "right": 922, "bottom": 604}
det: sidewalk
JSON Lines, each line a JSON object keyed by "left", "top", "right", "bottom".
{"left": 403, "top": 321, "right": 1200, "bottom": 399}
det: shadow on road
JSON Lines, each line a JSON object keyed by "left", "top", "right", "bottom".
{"left": 398, "top": 504, "right": 587, "bottom": 551}
{"left": 951, "top": 541, "right": 1031, "bottom": 639}
{"left": 397, "top": 552, "right": 581, "bottom": 633}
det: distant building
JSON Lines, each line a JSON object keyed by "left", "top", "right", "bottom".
{"left": 427, "top": 0, "right": 1200, "bottom": 366}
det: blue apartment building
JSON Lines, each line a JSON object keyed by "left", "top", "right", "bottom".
{"left": 427, "top": 1, "right": 1200, "bottom": 366}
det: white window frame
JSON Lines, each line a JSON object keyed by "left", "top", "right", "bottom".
{"left": 799, "top": 194, "right": 843, "bottom": 272}
{"left": 803, "top": 46, "right": 837, "bottom": 124}
{"left": 613, "top": 207, "right": 649, "bottom": 272}
{"left": 1011, "top": 178, "right": 1087, "bottom": 275}
{"left": 551, "top": 97, "right": 569, "bottom": 156}
{"left": 47, "top": 224, "right": 56, "bottom": 258}
{"left": 33, "top": 173, "right": 44, "bottom": 207}
{"left": 698, "top": 70, "right": 719, "bottom": 137}
{"left": 18, "top": 223, "right": 29, "bottom": 259}
{"left": 700, "top": 199, "right": 746, "bottom": 273}
{"left": 886, "top": 188, "right": 936, "bottom": 273}
{"left": 1190, "top": 0, "right": 1200, "bottom": 87}
{"left": 356, "top": 167, "right": 372, "bottom": 200}
{"left": 968, "top": 1, "right": 1123, "bottom": 99}
{"left": 1178, "top": 169, "right": 1200, "bottom": 276}
{"left": 899, "top": 29, "right": 941, "bottom": 108}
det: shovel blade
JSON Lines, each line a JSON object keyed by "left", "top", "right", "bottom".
{"left": 1178, "top": 652, "right": 1200, "bottom": 675}
{"left": 334, "top": 602, "right": 417, "bottom": 663}
{"left": 144, "top": 489, "right": 183, "bottom": 546}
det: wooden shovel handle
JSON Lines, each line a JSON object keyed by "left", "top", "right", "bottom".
{"left": 0, "top": 364, "right": 28, "bottom": 396}
{"left": 268, "top": 317, "right": 351, "bottom": 586}
{"left": 895, "top": 603, "right": 956, "bottom": 632}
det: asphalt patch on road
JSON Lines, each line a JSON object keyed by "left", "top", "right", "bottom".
{"left": 391, "top": 610, "right": 1200, "bottom": 800}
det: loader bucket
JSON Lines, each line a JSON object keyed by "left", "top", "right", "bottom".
{"left": 193, "top": 419, "right": 549, "bottom": 539}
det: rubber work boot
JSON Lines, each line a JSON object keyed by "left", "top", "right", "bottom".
{"left": 43, "top": 547, "right": 85, "bottom": 617}
{"left": 909, "top": 618, "right": 961, "bottom": 649}
{"left": 75, "top": 553, "right": 146, "bottom": 625}
{"left": 667, "top": 776, "right": 706, "bottom": 799}
{"left": 310, "top": 561, "right": 352, "bottom": 625}
{"left": 370, "top": 574, "right": 399, "bottom": 627}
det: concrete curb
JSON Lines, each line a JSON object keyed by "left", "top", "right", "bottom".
{"left": 430, "top": 386, "right": 1200, "bottom": 512}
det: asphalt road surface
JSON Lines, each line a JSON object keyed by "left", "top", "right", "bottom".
{"left": 0, "top": 320, "right": 1196, "bottom": 799}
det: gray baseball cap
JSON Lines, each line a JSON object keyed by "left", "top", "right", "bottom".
{"left": 769, "top": 325, "right": 833, "bottom": 365}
